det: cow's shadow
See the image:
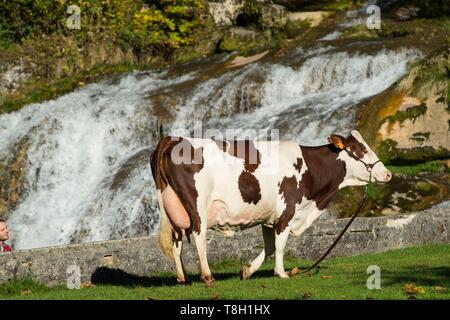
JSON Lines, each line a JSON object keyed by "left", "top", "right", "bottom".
{"left": 90, "top": 266, "right": 304, "bottom": 288}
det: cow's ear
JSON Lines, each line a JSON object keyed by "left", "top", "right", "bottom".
{"left": 328, "top": 134, "right": 346, "bottom": 150}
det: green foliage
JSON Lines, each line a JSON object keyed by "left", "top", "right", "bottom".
{"left": 124, "top": 0, "right": 206, "bottom": 52}
{"left": 0, "top": 0, "right": 207, "bottom": 53}
{"left": 241, "top": 1, "right": 264, "bottom": 29}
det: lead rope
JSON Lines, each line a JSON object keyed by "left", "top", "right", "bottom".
{"left": 294, "top": 170, "right": 372, "bottom": 276}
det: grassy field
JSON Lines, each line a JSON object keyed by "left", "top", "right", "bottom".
{"left": 1, "top": 244, "right": 449, "bottom": 300}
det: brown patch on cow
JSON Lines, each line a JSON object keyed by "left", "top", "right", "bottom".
{"left": 214, "top": 139, "right": 261, "bottom": 173}
{"left": 345, "top": 135, "right": 367, "bottom": 159}
{"left": 294, "top": 158, "right": 303, "bottom": 173}
{"left": 275, "top": 175, "right": 303, "bottom": 234}
{"left": 151, "top": 137, "right": 204, "bottom": 235}
{"left": 238, "top": 171, "right": 262, "bottom": 205}
{"left": 328, "top": 133, "right": 367, "bottom": 159}
{"left": 300, "top": 144, "right": 346, "bottom": 210}
{"left": 214, "top": 139, "right": 263, "bottom": 205}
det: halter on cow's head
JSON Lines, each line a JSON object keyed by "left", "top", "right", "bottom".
{"left": 328, "top": 130, "right": 392, "bottom": 184}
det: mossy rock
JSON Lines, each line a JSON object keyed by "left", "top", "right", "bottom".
{"left": 330, "top": 173, "right": 449, "bottom": 217}
{"left": 218, "top": 27, "right": 282, "bottom": 56}
{"left": 340, "top": 25, "right": 380, "bottom": 40}
{"left": 284, "top": 18, "right": 311, "bottom": 39}
{"left": 377, "top": 139, "right": 450, "bottom": 165}
{"left": 339, "top": 21, "right": 410, "bottom": 41}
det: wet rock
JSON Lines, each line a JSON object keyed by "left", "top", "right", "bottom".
{"left": 0, "top": 62, "right": 31, "bottom": 95}
{"left": 0, "top": 138, "right": 30, "bottom": 218}
{"left": 394, "top": 6, "right": 420, "bottom": 21}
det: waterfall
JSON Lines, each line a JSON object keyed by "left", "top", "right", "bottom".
{"left": 0, "top": 72, "right": 194, "bottom": 249}
{"left": 0, "top": 46, "right": 421, "bottom": 249}
{"left": 171, "top": 48, "right": 421, "bottom": 145}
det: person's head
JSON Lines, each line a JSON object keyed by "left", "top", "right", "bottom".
{"left": 0, "top": 219, "right": 9, "bottom": 242}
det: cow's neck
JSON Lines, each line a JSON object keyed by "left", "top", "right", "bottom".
{"left": 299, "top": 144, "right": 347, "bottom": 210}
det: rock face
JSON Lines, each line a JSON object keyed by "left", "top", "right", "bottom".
{"left": 219, "top": 27, "right": 274, "bottom": 54}
{"left": 208, "top": 0, "right": 246, "bottom": 26}
{"left": 0, "top": 138, "right": 29, "bottom": 218}
{"left": 208, "top": 0, "right": 287, "bottom": 28}
{"left": 358, "top": 48, "right": 450, "bottom": 164}
{"left": 260, "top": 4, "right": 288, "bottom": 28}
{"left": 343, "top": 48, "right": 450, "bottom": 217}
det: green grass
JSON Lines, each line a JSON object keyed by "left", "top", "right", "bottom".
{"left": 1, "top": 244, "right": 449, "bottom": 300}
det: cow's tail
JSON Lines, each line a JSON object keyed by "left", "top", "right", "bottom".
{"left": 151, "top": 138, "right": 174, "bottom": 260}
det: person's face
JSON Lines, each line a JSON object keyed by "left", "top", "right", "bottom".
{"left": 0, "top": 222, "right": 9, "bottom": 242}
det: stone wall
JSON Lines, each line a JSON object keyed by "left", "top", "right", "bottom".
{"left": 0, "top": 208, "right": 448, "bottom": 286}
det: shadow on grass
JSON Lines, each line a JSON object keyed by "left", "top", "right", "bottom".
{"left": 91, "top": 263, "right": 320, "bottom": 288}
{"left": 379, "top": 266, "right": 450, "bottom": 287}
{"left": 91, "top": 267, "right": 250, "bottom": 287}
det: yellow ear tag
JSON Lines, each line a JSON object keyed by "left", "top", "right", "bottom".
{"left": 336, "top": 141, "right": 345, "bottom": 149}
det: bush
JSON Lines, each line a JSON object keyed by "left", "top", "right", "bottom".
{"left": 0, "top": 0, "right": 207, "bottom": 53}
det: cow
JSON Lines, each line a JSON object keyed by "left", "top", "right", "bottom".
{"left": 150, "top": 130, "right": 392, "bottom": 287}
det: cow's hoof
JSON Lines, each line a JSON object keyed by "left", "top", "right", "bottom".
{"left": 201, "top": 275, "right": 215, "bottom": 288}
{"left": 176, "top": 278, "right": 191, "bottom": 286}
{"left": 240, "top": 266, "right": 252, "bottom": 280}
{"left": 274, "top": 271, "right": 290, "bottom": 279}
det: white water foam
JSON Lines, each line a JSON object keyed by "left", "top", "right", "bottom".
{"left": 171, "top": 48, "right": 421, "bottom": 145}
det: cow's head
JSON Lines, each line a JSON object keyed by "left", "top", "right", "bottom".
{"left": 328, "top": 130, "right": 392, "bottom": 183}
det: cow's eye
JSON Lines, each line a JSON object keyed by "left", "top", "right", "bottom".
{"left": 364, "top": 150, "right": 368, "bottom": 154}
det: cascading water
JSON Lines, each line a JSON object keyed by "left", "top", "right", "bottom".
{"left": 0, "top": 34, "right": 421, "bottom": 250}
{"left": 172, "top": 48, "right": 421, "bottom": 144}
{"left": 0, "top": 72, "right": 195, "bottom": 249}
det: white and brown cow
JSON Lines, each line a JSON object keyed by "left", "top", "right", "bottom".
{"left": 150, "top": 130, "right": 392, "bottom": 287}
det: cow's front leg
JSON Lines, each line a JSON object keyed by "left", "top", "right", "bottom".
{"left": 274, "top": 227, "right": 290, "bottom": 278}
{"left": 193, "top": 224, "right": 215, "bottom": 288}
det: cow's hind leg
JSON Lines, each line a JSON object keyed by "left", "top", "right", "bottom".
{"left": 193, "top": 223, "right": 215, "bottom": 288}
{"left": 173, "top": 231, "right": 188, "bottom": 285}
{"left": 241, "top": 225, "right": 275, "bottom": 280}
